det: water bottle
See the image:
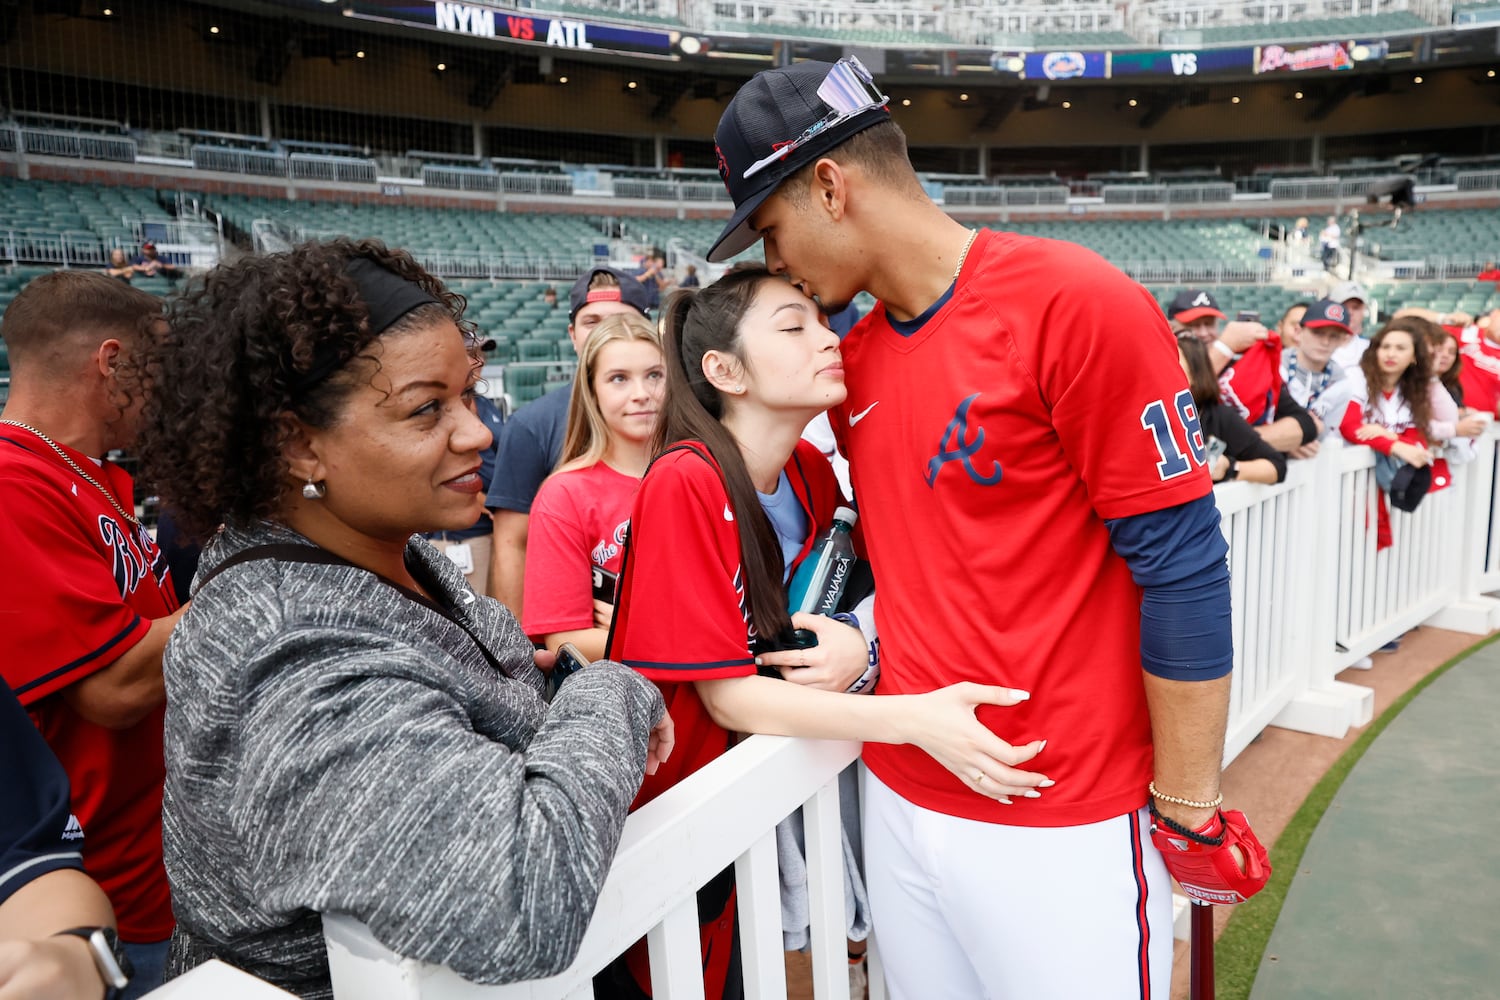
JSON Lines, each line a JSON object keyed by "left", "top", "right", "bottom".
{"left": 787, "top": 506, "right": 858, "bottom": 616}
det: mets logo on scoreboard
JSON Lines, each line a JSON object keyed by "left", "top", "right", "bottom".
{"left": 925, "top": 393, "right": 1003, "bottom": 488}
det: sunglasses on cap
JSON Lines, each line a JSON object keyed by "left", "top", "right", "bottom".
{"left": 741, "top": 56, "right": 890, "bottom": 180}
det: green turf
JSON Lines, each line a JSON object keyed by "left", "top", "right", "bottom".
{"left": 1213, "top": 632, "right": 1500, "bottom": 999}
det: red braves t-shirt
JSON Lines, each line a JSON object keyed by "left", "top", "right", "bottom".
{"left": 1460, "top": 333, "right": 1500, "bottom": 415}
{"left": 0, "top": 428, "right": 178, "bottom": 940}
{"left": 1219, "top": 332, "right": 1284, "bottom": 427}
{"left": 834, "top": 230, "right": 1213, "bottom": 828}
{"left": 522, "top": 461, "right": 640, "bottom": 637}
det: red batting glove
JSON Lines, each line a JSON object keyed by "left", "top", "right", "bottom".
{"left": 1150, "top": 806, "right": 1271, "bottom": 905}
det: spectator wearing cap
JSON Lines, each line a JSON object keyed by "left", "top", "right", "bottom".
{"left": 1280, "top": 299, "right": 1359, "bottom": 436}
{"left": 485, "top": 267, "right": 651, "bottom": 615}
{"left": 1329, "top": 281, "right": 1373, "bottom": 372}
{"left": 131, "top": 243, "right": 181, "bottom": 283}
{"left": 1169, "top": 289, "right": 1320, "bottom": 455}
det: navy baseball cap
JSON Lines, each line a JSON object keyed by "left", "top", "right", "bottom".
{"left": 1388, "top": 462, "right": 1431, "bottom": 512}
{"left": 569, "top": 266, "right": 651, "bottom": 322}
{"left": 1301, "top": 298, "right": 1353, "bottom": 335}
{"left": 1169, "top": 289, "right": 1226, "bottom": 323}
{"left": 708, "top": 57, "right": 892, "bottom": 263}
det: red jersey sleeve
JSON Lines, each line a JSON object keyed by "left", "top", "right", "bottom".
{"left": 1340, "top": 399, "right": 1396, "bottom": 455}
{"left": 1027, "top": 251, "right": 1213, "bottom": 520}
{"left": 0, "top": 476, "right": 151, "bottom": 704}
{"left": 1218, "top": 333, "right": 1284, "bottom": 426}
{"left": 521, "top": 474, "right": 594, "bottom": 637}
{"left": 608, "top": 446, "right": 758, "bottom": 683}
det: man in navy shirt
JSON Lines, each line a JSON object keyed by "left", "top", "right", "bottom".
{"left": 1, "top": 679, "right": 123, "bottom": 998}
{"left": 485, "top": 267, "right": 649, "bottom": 615}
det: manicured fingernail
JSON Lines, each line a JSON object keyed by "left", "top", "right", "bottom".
{"left": 1038, "top": 778, "right": 1056, "bottom": 788}
{"left": 1036, "top": 740, "right": 1047, "bottom": 752}
{"left": 1024, "top": 790, "right": 1042, "bottom": 798}
{"left": 997, "top": 796, "right": 1013, "bottom": 805}
{"left": 1011, "top": 689, "right": 1031, "bottom": 700}
{"left": 753, "top": 656, "right": 763, "bottom": 666}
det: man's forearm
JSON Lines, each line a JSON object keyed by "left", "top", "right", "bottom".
{"left": 1255, "top": 416, "right": 1305, "bottom": 452}
{"left": 60, "top": 604, "right": 187, "bottom": 729}
{"left": 0, "top": 870, "right": 114, "bottom": 939}
{"left": 1144, "top": 672, "right": 1230, "bottom": 828}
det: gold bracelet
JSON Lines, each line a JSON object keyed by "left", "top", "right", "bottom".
{"left": 1148, "top": 782, "right": 1223, "bottom": 810}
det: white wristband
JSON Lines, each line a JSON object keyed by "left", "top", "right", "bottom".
{"left": 1212, "top": 339, "right": 1236, "bottom": 360}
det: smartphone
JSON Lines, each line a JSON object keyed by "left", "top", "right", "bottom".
{"left": 750, "top": 627, "right": 818, "bottom": 660}
{"left": 553, "top": 641, "right": 590, "bottom": 686}
{"left": 1206, "top": 435, "right": 1228, "bottom": 465}
{"left": 1236, "top": 310, "right": 1260, "bottom": 323}
{"left": 591, "top": 565, "right": 619, "bottom": 605}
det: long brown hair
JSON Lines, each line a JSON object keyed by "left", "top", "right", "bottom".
{"left": 1418, "top": 321, "right": 1464, "bottom": 407}
{"left": 657, "top": 267, "right": 791, "bottom": 641}
{"left": 1360, "top": 318, "right": 1433, "bottom": 440}
{"left": 1177, "top": 335, "right": 1222, "bottom": 407}
{"left": 555, "top": 312, "right": 662, "bottom": 475}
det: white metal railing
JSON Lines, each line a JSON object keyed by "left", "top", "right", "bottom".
{"left": 500, "top": 172, "right": 576, "bottom": 197}
{"left": 424, "top": 164, "right": 501, "bottom": 192}
{"left": 942, "top": 185, "right": 1069, "bottom": 207}
{"left": 192, "top": 145, "right": 288, "bottom": 177}
{"left": 1456, "top": 169, "right": 1500, "bottom": 193}
{"left": 315, "top": 427, "right": 1499, "bottom": 999}
{"left": 1121, "top": 260, "right": 1275, "bottom": 284}
{"left": 289, "top": 153, "right": 379, "bottom": 185}
{"left": 14, "top": 125, "right": 137, "bottom": 162}
{"left": 0, "top": 228, "right": 109, "bottom": 267}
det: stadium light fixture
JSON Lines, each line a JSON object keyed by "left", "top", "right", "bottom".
{"left": 210, "top": 25, "right": 220, "bottom": 34}
{"left": 627, "top": 80, "right": 638, "bottom": 89}
{"left": 1294, "top": 91, "right": 1303, "bottom": 99}
{"left": 102, "top": 7, "right": 112, "bottom": 15}
{"left": 559, "top": 75, "right": 568, "bottom": 84}
{"left": 1413, "top": 75, "right": 1423, "bottom": 84}
{"left": 901, "top": 98, "right": 912, "bottom": 107}
{"left": 1128, "top": 98, "right": 1137, "bottom": 107}
{"left": 356, "top": 50, "right": 365, "bottom": 58}
{"left": 1490, "top": 70, "right": 1496, "bottom": 78}
{"left": 959, "top": 93, "right": 969, "bottom": 101}
{"left": 436, "top": 62, "right": 446, "bottom": 71}
{"left": 1231, "top": 96, "right": 1241, "bottom": 104}
{"left": 1061, "top": 101, "right": 1072, "bottom": 109}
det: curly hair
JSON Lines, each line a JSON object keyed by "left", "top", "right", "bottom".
{"left": 136, "top": 239, "right": 475, "bottom": 542}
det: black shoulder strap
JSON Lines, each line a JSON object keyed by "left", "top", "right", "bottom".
{"left": 194, "top": 542, "right": 516, "bottom": 677}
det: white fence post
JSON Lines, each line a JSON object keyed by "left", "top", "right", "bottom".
{"left": 1427, "top": 424, "right": 1500, "bottom": 632}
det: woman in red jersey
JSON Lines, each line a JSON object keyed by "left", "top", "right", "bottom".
{"left": 601, "top": 266, "right": 1047, "bottom": 1000}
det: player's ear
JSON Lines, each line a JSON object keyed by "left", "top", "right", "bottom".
{"left": 810, "top": 157, "right": 848, "bottom": 222}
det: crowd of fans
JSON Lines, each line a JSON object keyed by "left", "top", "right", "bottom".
{"left": 2, "top": 152, "right": 1500, "bottom": 1000}
{"left": 3, "top": 239, "right": 1499, "bottom": 1000}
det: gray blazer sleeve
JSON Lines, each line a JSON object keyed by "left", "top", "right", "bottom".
{"left": 230, "top": 629, "right": 663, "bottom": 983}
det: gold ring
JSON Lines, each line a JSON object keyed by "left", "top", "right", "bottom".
{"left": 974, "top": 772, "right": 985, "bottom": 784}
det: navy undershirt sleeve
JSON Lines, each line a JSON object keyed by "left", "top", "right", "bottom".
{"left": 1104, "top": 493, "right": 1233, "bottom": 682}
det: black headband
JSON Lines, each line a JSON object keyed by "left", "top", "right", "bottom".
{"left": 290, "top": 257, "right": 442, "bottom": 395}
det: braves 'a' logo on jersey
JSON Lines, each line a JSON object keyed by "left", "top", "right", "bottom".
{"left": 925, "top": 393, "right": 1003, "bottom": 488}
{"left": 98, "top": 515, "right": 169, "bottom": 601}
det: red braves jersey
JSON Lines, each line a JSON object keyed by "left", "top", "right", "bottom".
{"left": 1218, "top": 332, "right": 1284, "bottom": 427}
{"left": 1460, "top": 332, "right": 1500, "bottom": 415}
{"left": 0, "top": 427, "right": 178, "bottom": 939}
{"left": 608, "top": 439, "right": 843, "bottom": 811}
{"left": 833, "top": 230, "right": 1213, "bottom": 828}
{"left": 522, "top": 461, "right": 640, "bottom": 637}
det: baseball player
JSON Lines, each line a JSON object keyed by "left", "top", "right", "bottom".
{"left": 705, "top": 57, "right": 1269, "bottom": 998}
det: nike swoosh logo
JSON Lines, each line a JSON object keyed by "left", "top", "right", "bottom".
{"left": 849, "top": 401, "right": 880, "bottom": 427}
{"left": 723, "top": 504, "right": 735, "bottom": 522}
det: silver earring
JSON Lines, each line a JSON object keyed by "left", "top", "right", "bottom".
{"left": 301, "top": 478, "right": 326, "bottom": 500}
{"left": 734, "top": 385, "right": 745, "bottom": 394}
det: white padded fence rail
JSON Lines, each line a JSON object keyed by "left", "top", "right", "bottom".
{"left": 314, "top": 432, "right": 1498, "bottom": 999}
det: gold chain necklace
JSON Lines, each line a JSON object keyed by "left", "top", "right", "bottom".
{"left": 953, "top": 229, "right": 979, "bottom": 282}
{"left": 0, "top": 420, "right": 141, "bottom": 526}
